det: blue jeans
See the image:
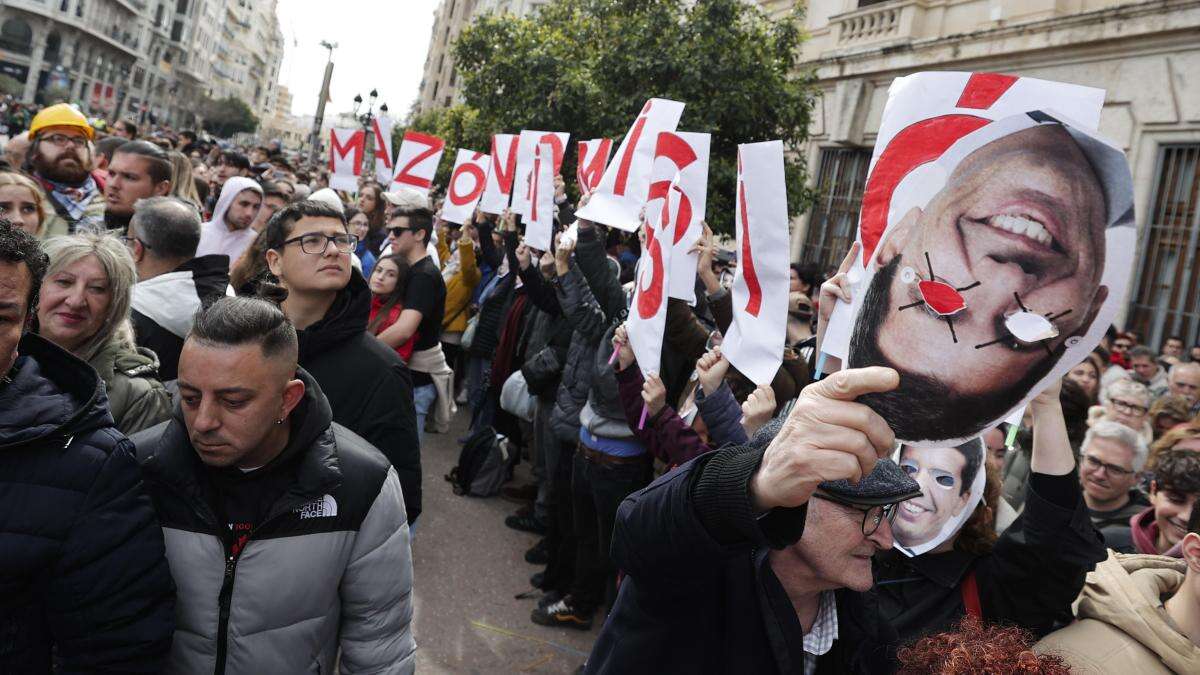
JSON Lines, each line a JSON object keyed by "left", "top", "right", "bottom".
{"left": 414, "top": 384, "right": 437, "bottom": 438}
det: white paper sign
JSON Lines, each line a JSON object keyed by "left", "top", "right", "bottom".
{"left": 722, "top": 141, "right": 790, "bottom": 386}
{"left": 627, "top": 216, "right": 671, "bottom": 376}
{"left": 480, "top": 133, "right": 519, "bottom": 215}
{"left": 372, "top": 115, "right": 395, "bottom": 186}
{"left": 390, "top": 130, "right": 446, "bottom": 196}
{"left": 525, "top": 141, "right": 557, "bottom": 251}
{"left": 442, "top": 149, "right": 491, "bottom": 225}
{"left": 329, "top": 128, "right": 364, "bottom": 193}
{"left": 576, "top": 138, "right": 613, "bottom": 192}
{"left": 575, "top": 98, "right": 685, "bottom": 231}
{"left": 513, "top": 130, "right": 569, "bottom": 218}
{"left": 646, "top": 131, "right": 710, "bottom": 305}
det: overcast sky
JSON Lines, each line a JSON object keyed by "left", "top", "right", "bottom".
{"left": 276, "top": 0, "right": 441, "bottom": 119}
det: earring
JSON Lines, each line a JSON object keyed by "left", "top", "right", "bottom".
{"left": 275, "top": 418, "right": 284, "bottom": 425}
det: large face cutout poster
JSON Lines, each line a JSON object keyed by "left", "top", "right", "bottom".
{"left": 824, "top": 72, "right": 1136, "bottom": 446}
{"left": 893, "top": 438, "right": 986, "bottom": 556}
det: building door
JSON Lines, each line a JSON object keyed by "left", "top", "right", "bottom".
{"left": 1127, "top": 144, "right": 1200, "bottom": 349}
{"left": 799, "top": 147, "right": 872, "bottom": 275}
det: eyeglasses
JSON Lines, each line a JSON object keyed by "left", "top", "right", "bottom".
{"left": 388, "top": 225, "right": 419, "bottom": 237}
{"left": 1111, "top": 399, "right": 1148, "bottom": 415}
{"left": 810, "top": 492, "right": 898, "bottom": 536}
{"left": 1082, "top": 453, "right": 1135, "bottom": 478}
{"left": 40, "top": 133, "right": 88, "bottom": 148}
{"left": 120, "top": 235, "right": 150, "bottom": 250}
{"left": 280, "top": 232, "right": 358, "bottom": 255}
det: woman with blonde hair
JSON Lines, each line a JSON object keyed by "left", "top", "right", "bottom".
{"left": 37, "top": 231, "right": 171, "bottom": 434}
{"left": 168, "top": 150, "right": 203, "bottom": 211}
{"left": 0, "top": 170, "right": 48, "bottom": 236}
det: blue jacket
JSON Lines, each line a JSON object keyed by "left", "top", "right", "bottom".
{"left": 0, "top": 333, "right": 175, "bottom": 673}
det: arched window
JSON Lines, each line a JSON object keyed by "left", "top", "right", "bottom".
{"left": 0, "top": 18, "right": 34, "bottom": 55}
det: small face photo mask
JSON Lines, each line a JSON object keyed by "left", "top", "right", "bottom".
{"left": 892, "top": 437, "right": 987, "bottom": 557}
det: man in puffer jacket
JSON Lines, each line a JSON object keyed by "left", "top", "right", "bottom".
{"left": 131, "top": 297, "right": 415, "bottom": 674}
{"left": 0, "top": 221, "right": 175, "bottom": 673}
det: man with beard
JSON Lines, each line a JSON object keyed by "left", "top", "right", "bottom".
{"left": 103, "top": 141, "right": 173, "bottom": 231}
{"left": 196, "top": 176, "right": 262, "bottom": 265}
{"left": 28, "top": 104, "right": 106, "bottom": 236}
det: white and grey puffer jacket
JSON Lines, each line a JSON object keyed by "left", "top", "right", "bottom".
{"left": 131, "top": 368, "right": 415, "bottom": 674}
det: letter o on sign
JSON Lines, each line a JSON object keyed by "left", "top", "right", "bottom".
{"left": 450, "top": 161, "right": 487, "bottom": 205}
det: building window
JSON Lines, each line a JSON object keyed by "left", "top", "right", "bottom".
{"left": 171, "top": 20, "right": 183, "bottom": 41}
{"left": 798, "top": 147, "right": 873, "bottom": 275}
{"left": 0, "top": 18, "right": 34, "bottom": 55}
{"left": 1127, "top": 144, "right": 1200, "bottom": 348}
{"left": 155, "top": 3, "right": 165, "bottom": 25}
{"left": 177, "top": 0, "right": 188, "bottom": 13}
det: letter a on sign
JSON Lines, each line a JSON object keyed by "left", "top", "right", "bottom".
{"left": 576, "top": 138, "right": 613, "bottom": 192}
{"left": 479, "top": 134, "right": 519, "bottom": 214}
{"left": 372, "top": 115, "right": 396, "bottom": 186}
{"left": 722, "top": 141, "right": 789, "bottom": 386}
{"left": 576, "top": 98, "right": 684, "bottom": 232}
{"left": 627, "top": 216, "right": 670, "bottom": 376}
{"left": 329, "top": 128, "right": 364, "bottom": 192}
{"left": 442, "top": 149, "right": 491, "bottom": 225}
{"left": 390, "top": 131, "right": 445, "bottom": 197}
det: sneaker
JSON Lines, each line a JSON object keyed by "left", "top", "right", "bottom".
{"left": 537, "top": 589, "right": 563, "bottom": 609}
{"left": 506, "top": 513, "right": 548, "bottom": 536}
{"left": 531, "top": 595, "right": 593, "bottom": 630}
{"left": 525, "top": 539, "right": 549, "bottom": 565}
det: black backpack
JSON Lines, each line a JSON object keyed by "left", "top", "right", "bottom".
{"left": 445, "top": 427, "right": 512, "bottom": 497}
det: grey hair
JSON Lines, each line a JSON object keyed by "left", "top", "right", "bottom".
{"left": 1083, "top": 419, "right": 1149, "bottom": 471}
{"left": 1106, "top": 379, "right": 1151, "bottom": 407}
{"left": 1170, "top": 362, "right": 1200, "bottom": 383}
{"left": 40, "top": 230, "right": 137, "bottom": 361}
{"left": 1127, "top": 346, "right": 1156, "bottom": 362}
{"left": 130, "top": 196, "right": 201, "bottom": 261}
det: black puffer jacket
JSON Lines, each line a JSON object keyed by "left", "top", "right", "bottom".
{"left": 0, "top": 333, "right": 175, "bottom": 673}
{"left": 296, "top": 270, "right": 422, "bottom": 523}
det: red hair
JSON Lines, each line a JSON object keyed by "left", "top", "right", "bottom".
{"left": 896, "top": 616, "right": 1069, "bottom": 675}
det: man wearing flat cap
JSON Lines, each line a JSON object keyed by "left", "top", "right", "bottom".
{"left": 585, "top": 367, "right": 921, "bottom": 674}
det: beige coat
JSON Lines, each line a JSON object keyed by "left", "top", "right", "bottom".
{"left": 1034, "top": 552, "right": 1200, "bottom": 674}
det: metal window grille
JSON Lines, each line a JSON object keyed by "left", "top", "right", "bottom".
{"left": 799, "top": 147, "right": 872, "bottom": 275}
{"left": 1127, "top": 144, "right": 1200, "bottom": 349}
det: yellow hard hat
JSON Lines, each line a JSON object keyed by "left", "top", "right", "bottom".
{"left": 29, "top": 103, "right": 95, "bottom": 141}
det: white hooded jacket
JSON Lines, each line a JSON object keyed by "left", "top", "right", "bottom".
{"left": 196, "top": 177, "right": 263, "bottom": 264}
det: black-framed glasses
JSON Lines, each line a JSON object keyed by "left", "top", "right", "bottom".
{"left": 388, "top": 225, "right": 419, "bottom": 237}
{"left": 40, "top": 133, "right": 89, "bottom": 148}
{"left": 281, "top": 232, "right": 358, "bottom": 255}
{"left": 1111, "top": 399, "right": 1148, "bottom": 415}
{"left": 810, "top": 492, "right": 898, "bottom": 536}
{"left": 1081, "top": 453, "right": 1136, "bottom": 478}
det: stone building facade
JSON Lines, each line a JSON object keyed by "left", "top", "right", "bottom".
{"left": 770, "top": 0, "right": 1200, "bottom": 343}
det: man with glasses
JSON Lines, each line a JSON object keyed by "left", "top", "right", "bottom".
{"left": 263, "top": 200, "right": 422, "bottom": 524}
{"left": 26, "top": 104, "right": 106, "bottom": 236}
{"left": 1078, "top": 420, "right": 1149, "bottom": 552}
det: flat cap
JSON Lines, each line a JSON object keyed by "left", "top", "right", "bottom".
{"left": 817, "top": 458, "right": 921, "bottom": 507}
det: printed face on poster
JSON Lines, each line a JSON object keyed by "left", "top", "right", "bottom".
{"left": 892, "top": 438, "right": 987, "bottom": 557}
{"left": 821, "top": 73, "right": 1136, "bottom": 446}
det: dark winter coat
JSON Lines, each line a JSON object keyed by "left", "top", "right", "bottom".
{"left": 295, "top": 270, "right": 422, "bottom": 523}
{"left": 0, "top": 333, "right": 175, "bottom": 673}
{"left": 130, "top": 253, "right": 231, "bottom": 381}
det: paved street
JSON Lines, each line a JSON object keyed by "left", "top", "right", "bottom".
{"left": 412, "top": 412, "right": 598, "bottom": 673}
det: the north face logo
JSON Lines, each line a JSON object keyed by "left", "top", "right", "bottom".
{"left": 296, "top": 494, "right": 338, "bottom": 520}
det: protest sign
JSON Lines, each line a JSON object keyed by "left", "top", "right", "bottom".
{"left": 645, "top": 131, "right": 710, "bottom": 304}
{"left": 512, "top": 130, "right": 569, "bottom": 218}
{"left": 892, "top": 438, "right": 987, "bottom": 557}
{"left": 372, "top": 115, "right": 395, "bottom": 186}
{"left": 329, "top": 128, "right": 364, "bottom": 192}
{"left": 480, "top": 133, "right": 519, "bottom": 214}
{"left": 820, "top": 73, "right": 1133, "bottom": 446}
{"left": 722, "top": 141, "right": 790, "bottom": 386}
{"left": 627, "top": 215, "right": 671, "bottom": 377}
{"left": 442, "top": 149, "right": 491, "bottom": 225}
{"left": 390, "top": 131, "right": 445, "bottom": 196}
{"left": 576, "top": 138, "right": 613, "bottom": 192}
{"left": 576, "top": 98, "right": 685, "bottom": 231}
{"left": 525, "top": 141, "right": 557, "bottom": 251}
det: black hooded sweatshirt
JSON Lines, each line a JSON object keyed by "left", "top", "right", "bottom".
{"left": 295, "top": 270, "right": 422, "bottom": 523}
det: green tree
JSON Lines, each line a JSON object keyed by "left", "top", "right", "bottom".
{"left": 199, "top": 95, "right": 259, "bottom": 138}
{"left": 440, "top": 0, "right": 816, "bottom": 234}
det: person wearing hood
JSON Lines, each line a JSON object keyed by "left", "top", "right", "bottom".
{"left": 130, "top": 296, "right": 416, "bottom": 673}
{"left": 127, "top": 196, "right": 231, "bottom": 381}
{"left": 263, "top": 200, "right": 423, "bottom": 523}
{"left": 0, "top": 220, "right": 175, "bottom": 672}
{"left": 1130, "top": 424, "right": 1200, "bottom": 557}
{"left": 196, "top": 176, "right": 262, "bottom": 265}
{"left": 38, "top": 230, "right": 171, "bottom": 434}
{"left": 1034, "top": 512, "right": 1200, "bottom": 672}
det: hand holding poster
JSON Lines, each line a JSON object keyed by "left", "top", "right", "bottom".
{"left": 329, "top": 128, "right": 364, "bottom": 192}
{"left": 513, "top": 130, "right": 569, "bottom": 218}
{"left": 577, "top": 138, "right": 613, "bottom": 193}
{"left": 627, "top": 216, "right": 671, "bottom": 376}
{"left": 372, "top": 115, "right": 396, "bottom": 186}
{"left": 442, "top": 149, "right": 491, "bottom": 225}
{"left": 576, "top": 98, "right": 685, "bottom": 231}
{"left": 722, "top": 141, "right": 789, "bottom": 386}
{"left": 525, "top": 141, "right": 557, "bottom": 251}
{"left": 480, "top": 134, "right": 519, "bottom": 214}
{"left": 390, "top": 131, "right": 446, "bottom": 196}
{"left": 646, "top": 131, "right": 710, "bottom": 304}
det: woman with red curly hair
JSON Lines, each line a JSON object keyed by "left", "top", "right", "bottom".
{"left": 898, "top": 616, "right": 1071, "bottom": 675}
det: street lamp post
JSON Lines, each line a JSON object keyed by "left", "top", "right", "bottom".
{"left": 353, "top": 89, "right": 387, "bottom": 184}
{"left": 308, "top": 40, "right": 337, "bottom": 166}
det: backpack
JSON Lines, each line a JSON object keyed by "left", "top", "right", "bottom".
{"left": 445, "top": 427, "right": 513, "bottom": 497}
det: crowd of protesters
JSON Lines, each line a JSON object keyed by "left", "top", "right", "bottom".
{"left": 2, "top": 100, "right": 1200, "bottom": 674}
